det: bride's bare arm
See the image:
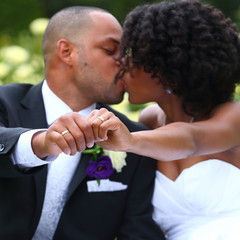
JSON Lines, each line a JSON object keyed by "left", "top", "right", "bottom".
{"left": 88, "top": 102, "right": 240, "bottom": 161}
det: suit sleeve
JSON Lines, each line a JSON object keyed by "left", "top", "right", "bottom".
{"left": 116, "top": 155, "right": 166, "bottom": 240}
{"left": 0, "top": 106, "right": 43, "bottom": 178}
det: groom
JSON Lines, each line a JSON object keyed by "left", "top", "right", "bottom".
{"left": 0, "top": 6, "right": 165, "bottom": 240}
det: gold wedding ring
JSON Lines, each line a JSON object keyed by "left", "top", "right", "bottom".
{"left": 61, "top": 130, "right": 70, "bottom": 136}
{"left": 97, "top": 116, "right": 105, "bottom": 123}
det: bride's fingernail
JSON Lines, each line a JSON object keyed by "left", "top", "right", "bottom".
{"left": 87, "top": 142, "right": 94, "bottom": 148}
{"left": 95, "top": 138, "right": 105, "bottom": 142}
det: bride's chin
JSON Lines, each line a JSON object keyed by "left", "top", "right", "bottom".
{"left": 128, "top": 97, "right": 143, "bottom": 105}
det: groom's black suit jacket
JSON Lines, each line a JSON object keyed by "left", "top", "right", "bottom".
{"left": 0, "top": 82, "right": 165, "bottom": 240}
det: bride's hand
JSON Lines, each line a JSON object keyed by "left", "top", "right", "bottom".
{"left": 87, "top": 108, "right": 132, "bottom": 151}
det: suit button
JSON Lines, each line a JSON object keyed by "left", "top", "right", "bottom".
{"left": 0, "top": 144, "right": 5, "bottom": 152}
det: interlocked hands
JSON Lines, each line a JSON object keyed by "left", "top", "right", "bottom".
{"left": 32, "top": 108, "right": 131, "bottom": 159}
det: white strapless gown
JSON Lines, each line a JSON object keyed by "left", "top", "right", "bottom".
{"left": 152, "top": 159, "right": 240, "bottom": 240}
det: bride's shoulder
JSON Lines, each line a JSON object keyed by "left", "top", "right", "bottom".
{"left": 139, "top": 104, "right": 166, "bottom": 129}
{"left": 211, "top": 101, "right": 240, "bottom": 121}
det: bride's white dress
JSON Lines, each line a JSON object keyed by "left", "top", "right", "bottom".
{"left": 152, "top": 159, "right": 240, "bottom": 240}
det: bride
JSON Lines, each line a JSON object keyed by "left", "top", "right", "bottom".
{"left": 87, "top": 0, "right": 240, "bottom": 239}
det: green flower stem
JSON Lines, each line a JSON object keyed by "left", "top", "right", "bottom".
{"left": 83, "top": 145, "right": 104, "bottom": 161}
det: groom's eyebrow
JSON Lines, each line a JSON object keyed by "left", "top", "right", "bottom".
{"left": 106, "top": 37, "right": 120, "bottom": 45}
{"left": 111, "top": 38, "right": 120, "bottom": 44}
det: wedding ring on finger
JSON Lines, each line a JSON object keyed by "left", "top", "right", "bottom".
{"left": 61, "top": 130, "right": 70, "bottom": 136}
{"left": 97, "top": 116, "right": 105, "bottom": 123}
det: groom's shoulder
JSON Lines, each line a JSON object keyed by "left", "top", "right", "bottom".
{"left": 0, "top": 82, "right": 42, "bottom": 102}
{"left": 99, "top": 103, "right": 149, "bottom": 132}
{"left": 0, "top": 82, "right": 33, "bottom": 96}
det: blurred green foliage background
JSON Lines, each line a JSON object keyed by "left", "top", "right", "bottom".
{"left": 0, "top": 0, "right": 240, "bottom": 120}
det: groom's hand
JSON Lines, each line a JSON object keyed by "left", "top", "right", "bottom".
{"left": 31, "top": 112, "right": 95, "bottom": 159}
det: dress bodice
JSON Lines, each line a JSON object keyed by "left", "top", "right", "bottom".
{"left": 152, "top": 159, "right": 240, "bottom": 239}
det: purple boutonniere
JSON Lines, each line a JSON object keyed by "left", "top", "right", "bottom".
{"left": 83, "top": 145, "right": 127, "bottom": 185}
{"left": 86, "top": 155, "right": 115, "bottom": 180}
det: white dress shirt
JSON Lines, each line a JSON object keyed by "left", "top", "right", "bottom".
{"left": 12, "top": 80, "right": 96, "bottom": 240}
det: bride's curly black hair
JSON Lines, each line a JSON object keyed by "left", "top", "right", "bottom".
{"left": 119, "top": 0, "right": 240, "bottom": 117}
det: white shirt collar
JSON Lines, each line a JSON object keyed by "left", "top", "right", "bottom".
{"left": 42, "top": 80, "right": 96, "bottom": 125}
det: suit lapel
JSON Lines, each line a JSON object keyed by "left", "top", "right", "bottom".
{"left": 33, "top": 166, "right": 48, "bottom": 218}
{"left": 17, "top": 82, "right": 49, "bottom": 212}
{"left": 18, "top": 82, "right": 48, "bottom": 128}
{"left": 66, "top": 152, "right": 93, "bottom": 200}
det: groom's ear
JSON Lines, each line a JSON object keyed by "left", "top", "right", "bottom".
{"left": 57, "top": 39, "right": 74, "bottom": 66}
